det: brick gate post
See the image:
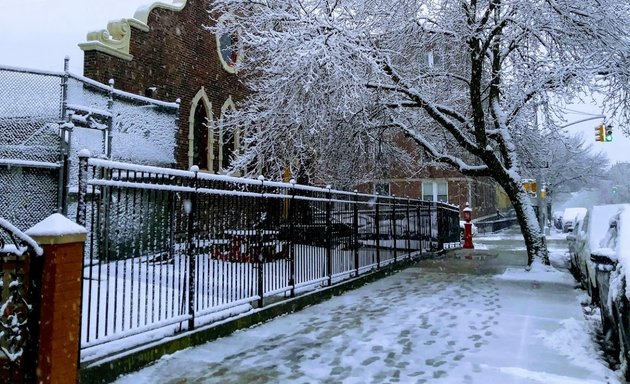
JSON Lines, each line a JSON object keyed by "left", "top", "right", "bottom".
{"left": 26, "top": 213, "right": 86, "bottom": 384}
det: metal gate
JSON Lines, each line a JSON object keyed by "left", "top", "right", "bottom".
{"left": 0, "top": 218, "right": 43, "bottom": 383}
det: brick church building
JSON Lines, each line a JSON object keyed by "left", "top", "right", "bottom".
{"left": 80, "top": 0, "right": 245, "bottom": 173}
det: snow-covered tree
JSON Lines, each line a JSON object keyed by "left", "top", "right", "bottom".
{"left": 523, "top": 133, "right": 609, "bottom": 194}
{"left": 208, "top": 0, "right": 630, "bottom": 266}
{"left": 595, "top": 162, "right": 630, "bottom": 204}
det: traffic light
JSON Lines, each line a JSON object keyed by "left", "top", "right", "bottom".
{"left": 605, "top": 125, "right": 613, "bottom": 142}
{"left": 522, "top": 179, "right": 537, "bottom": 196}
{"left": 595, "top": 124, "right": 604, "bottom": 142}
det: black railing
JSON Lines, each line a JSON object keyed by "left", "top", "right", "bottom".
{"left": 474, "top": 212, "right": 518, "bottom": 234}
{"left": 0, "top": 218, "right": 43, "bottom": 384}
{"left": 76, "top": 156, "right": 461, "bottom": 360}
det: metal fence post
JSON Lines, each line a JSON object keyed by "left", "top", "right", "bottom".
{"left": 375, "top": 193, "right": 381, "bottom": 269}
{"left": 416, "top": 204, "right": 422, "bottom": 256}
{"left": 288, "top": 179, "right": 296, "bottom": 298}
{"left": 76, "top": 150, "right": 90, "bottom": 227}
{"left": 392, "top": 196, "right": 397, "bottom": 263}
{"left": 353, "top": 190, "right": 359, "bottom": 277}
{"left": 406, "top": 198, "right": 411, "bottom": 257}
{"left": 106, "top": 79, "right": 114, "bottom": 159}
{"left": 428, "top": 203, "right": 434, "bottom": 251}
{"left": 60, "top": 56, "right": 69, "bottom": 121}
{"left": 187, "top": 166, "right": 198, "bottom": 330}
{"left": 58, "top": 57, "right": 71, "bottom": 215}
{"left": 257, "top": 176, "right": 265, "bottom": 308}
{"left": 437, "top": 203, "right": 444, "bottom": 251}
{"left": 325, "top": 186, "right": 332, "bottom": 286}
{"left": 26, "top": 247, "right": 44, "bottom": 384}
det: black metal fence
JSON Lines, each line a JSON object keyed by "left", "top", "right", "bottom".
{"left": 0, "top": 218, "right": 43, "bottom": 384}
{"left": 76, "top": 155, "right": 461, "bottom": 361}
{"left": 474, "top": 211, "right": 518, "bottom": 234}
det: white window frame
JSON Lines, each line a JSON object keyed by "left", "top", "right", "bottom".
{"left": 218, "top": 96, "right": 239, "bottom": 173}
{"left": 215, "top": 14, "right": 242, "bottom": 74}
{"left": 188, "top": 87, "right": 213, "bottom": 170}
{"left": 422, "top": 180, "right": 448, "bottom": 202}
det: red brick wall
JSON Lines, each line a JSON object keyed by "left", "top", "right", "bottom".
{"left": 83, "top": 0, "right": 247, "bottom": 169}
{"left": 359, "top": 176, "right": 499, "bottom": 218}
{"left": 381, "top": 131, "right": 500, "bottom": 215}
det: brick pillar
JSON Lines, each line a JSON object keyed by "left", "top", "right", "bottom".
{"left": 26, "top": 214, "right": 86, "bottom": 384}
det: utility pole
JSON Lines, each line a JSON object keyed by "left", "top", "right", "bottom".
{"left": 535, "top": 168, "right": 548, "bottom": 235}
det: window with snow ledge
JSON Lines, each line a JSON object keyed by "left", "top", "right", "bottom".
{"left": 216, "top": 15, "right": 241, "bottom": 74}
{"left": 422, "top": 180, "right": 448, "bottom": 202}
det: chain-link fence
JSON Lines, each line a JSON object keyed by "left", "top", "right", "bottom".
{"left": 0, "top": 66, "right": 64, "bottom": 230}
{"left": 0, "top": 62, "right": 179, "bottom": 231}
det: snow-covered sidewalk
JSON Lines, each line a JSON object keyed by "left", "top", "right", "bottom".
{"left": 113, "top": 230, "right": 621, "bottom": 383}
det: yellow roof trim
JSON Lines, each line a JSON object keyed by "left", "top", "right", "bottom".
{"left": 79, "top": 1, "right": 188, "bottom": 59}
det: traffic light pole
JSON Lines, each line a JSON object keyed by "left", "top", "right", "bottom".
{"left": 536, "top": 169, "right": 547, "bottom": 235}
{"left": 559, "top": 115, "right": 605, "bottom": 129}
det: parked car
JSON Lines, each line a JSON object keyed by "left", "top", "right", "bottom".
{"left": 553, "top": 210, "right": 564, "bottom": 230}
{"left": 588, "top": 204, "right": 630, "bottom": 380}
{"left": 574, "top": 204, "right": 623, "bottom": 304}
{"left": 566, "top": 214, "right": 585, "bottom": 280}
{"left": 562, "top": 207, "right": 587, "bottom": 233}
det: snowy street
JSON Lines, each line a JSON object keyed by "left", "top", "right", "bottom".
{"left": 114, "top": 229, "right": 620, "bottom": 384}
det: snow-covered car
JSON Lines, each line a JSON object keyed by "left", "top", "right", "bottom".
{"left": 566, "top": 215, "right": 585, "bottom": 279}
{"left": 562, "top": 207, "right": 587, "bottom": 233}
{"left": 588, "top": 204, "right": 630, "bottom": 380}
{"left": 553, "top": 210, "right": 564, "bottom": 230}
{"left": 574, "top": 204, "right": 624, "bottom": 304}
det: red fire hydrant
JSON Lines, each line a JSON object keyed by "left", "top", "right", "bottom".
{"left": 463, "top": 203, "right": 474, "bottom": 249}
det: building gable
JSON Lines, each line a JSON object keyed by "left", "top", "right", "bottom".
{"left": 79, "top": 0, "right": 247, "bottom": 169}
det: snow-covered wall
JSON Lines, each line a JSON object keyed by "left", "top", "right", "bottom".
{"left": 65, "top": 73, "right": 178, "bottom": 167}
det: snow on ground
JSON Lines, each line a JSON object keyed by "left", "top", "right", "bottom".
{"left": 113, "top": 230, "right": 621, "bottom": 384}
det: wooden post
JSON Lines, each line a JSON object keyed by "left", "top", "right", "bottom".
{"left": 26, "top": 214, "right": 87, "bottom": 384}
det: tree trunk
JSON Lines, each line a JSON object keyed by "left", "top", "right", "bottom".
{"left": 496, "top": 173, "right": 550, "bottom": 267}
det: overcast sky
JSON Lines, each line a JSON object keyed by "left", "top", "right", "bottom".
{"left": 0, "top": 0, "right": 148, "bottom": 73}
{"left": 0, "top": 0, "right": 628, "bottom": 164}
